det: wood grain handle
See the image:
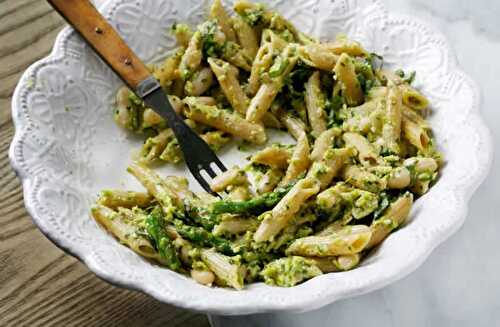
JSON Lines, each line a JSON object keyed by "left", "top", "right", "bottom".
{"left": 47, "top": 0, "right": 151, "bottom": 90}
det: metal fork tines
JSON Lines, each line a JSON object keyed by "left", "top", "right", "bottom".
{"left": 175, "top": 120, "right": 228, "bottom": 196}
{"left": 140, "top": 82, "right": 227, "bottom": 196}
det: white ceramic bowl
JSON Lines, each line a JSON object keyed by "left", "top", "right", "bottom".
{"left": 9, "top": 0, "right": 492, "bottom": 315}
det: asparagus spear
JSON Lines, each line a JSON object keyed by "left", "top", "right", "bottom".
{"left": 146, "top": 211, "right": 182, "bottom": 271}
{"left": 173, "top": 219, "right": 235, "bottom": 255}
{"left": 211, "top": 184, "right": 294, "bottom": 215}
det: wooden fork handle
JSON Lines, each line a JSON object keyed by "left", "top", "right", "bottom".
{"left": 47, "top": 0, "right": 151, "bottom": 90}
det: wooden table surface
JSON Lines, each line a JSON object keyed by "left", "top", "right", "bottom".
{"left": 0, "top": 1, "right": 209, "bottom": 326}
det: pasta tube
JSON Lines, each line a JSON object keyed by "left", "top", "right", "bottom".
{"left": 305, "top": 71, "right": 327, "bottom": 137}
{"left": 366, "top": 193, "right": 413, "bottom": 249}
{"left": 310, "top": 128, "right": 341, "bottom": 162}
{"left": 91, "top": 205, "right": 159, "bottom": 260}
{"left": 232, "top": 15, "right": 259, "bottom": 60}
{"left": 97, "top": 190, "right": 152, "bottom": 209}
{"left": 334, "top": 53, "right": 364, "bottom": 106}
{"left": 208, "top": 58, "right": 249, "bottom": 115}
{"left": 179, "top": 31, "right": 203, "bottom": 80}
{"left": 251, "top": 144, "right": 292, "bottom": 169}
{"left": 307, "top": 148, "right": 353, "bottom": 190}
{"left": 184, "top": 97, "right": 267, "bottom": 144}
{"left": 201, "top": 248, "right": 245, "bottom": 290}
{"left": 282, "top": 134, "right": 311, "bottom": 185}
{"left": 127, "top": 162, "right": 183, "bottom": 213}
{"left": 299, "top": 44, "right": 339, "bottom": 71}
{"left": 401, "top": 85, "right": 429, "bottom": 110}
{"left": 246, "top": 45, "right": 298, "bottom": 123}
{"left": 184, "top": 67, "right": 215, "bottom": 96}
{"left": 343, "top": 132, "right": 379, "bottom": 166}
{"left": 210, "top": 0, "right": 237, "bottom": 42}
{"left": 309, "top": 254, "right": 361, "bottom": 272}
{"left": 286, "top": 225, "right": 372, "bottom": 256}
{"left": 342, "top": 165, "right": 387, "bottom": 193}
{"left": 211, "top": 167, "right": 249, "bottom": 192}
{"left": 254, "top": 178, "right": 320, "bottom": 242}
{"left": 381, "top": 82, "right": 403, "bottom": 153}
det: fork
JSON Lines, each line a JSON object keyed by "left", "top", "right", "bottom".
{"left": 47, "top": 0, "right": 227, "bottom": 196}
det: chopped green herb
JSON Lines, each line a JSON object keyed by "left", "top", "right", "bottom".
{"left": 239, "top": 6, "right": 265, "bottom": 26}
{"left": 269, "top": 57, "right": 289, "bottom": 78}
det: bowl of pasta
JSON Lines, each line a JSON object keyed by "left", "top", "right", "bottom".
{"left": 10, "top": 0, "right": 492, "bottom": 315}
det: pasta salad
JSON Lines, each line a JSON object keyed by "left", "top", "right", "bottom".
{"left": 92, "top": 0, "right": 442, "bottom": 289}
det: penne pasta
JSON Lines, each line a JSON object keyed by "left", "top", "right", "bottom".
{"left": 246, "top": 44, "right": 299, "bottom": 123}
{"left": 310, "top": 128, "right": 341, "bottom": 162}
{"left": 307, "top": 148, "right": 353, "bottom": 190}
{"left": 315, "top": 219, "right": 346, "bottom": 237}
{"left": 164, "top": 176, "right": 194, "bottom": 201}
{"left": 286, "top": 225, "right": 372, "bottom": 256}
{"left": 282, "top": 134, "right": 311, "bottom": 185}
{"left": 223, "top": 41, "right": 253, "bottom": 72}
{"left": 342, "top": 165, "right": 387, "bottom": 193}
{"left": 91, "top": 205, "right": 159, "bottom": 260}
{"left": 251, "top": 144, "right": 292, "bottom": 169}
{"left": 232, "top": 16, "right": 259, "bottom": 60}
{"left": 227, "top": 185, "right": 252, "bottom": 201}
{"left": 234, "top": 0, "right": 299, "bottom": 40}
{"left": 261, "top": 112, "right": 283, "bottom": 129}
{"left": 184, "top": 67, "right": 215, "bottom": 96}
{"left": 183, "top": 97, "right": 267, "bottom": 144}
{"left": 401, "top": 85, "right": 429, "bottom": 111}
{"left": 403, "top": 105, "right": 431, "bottom": 130}
{"left": 140, "top": 129, "right": 174, "bottom": 163}
{"left": 381, "top": 82, "right": 403, "bottom": 154}
{"left": 305, "top": 71, "right": 327, "bottom": 137}
{"left": 211, "top": 167, "right": 249, "bottom": 192}
{"left": 366, "top": 193, "right": 413, "bottom": 249}
{"left": 201, "top": 131, "right": 231, "bottom": 151}
{"left": 254, "top": 178, "right": 320, "bottom": 242}
{"left": 201, "top": 248, "right": 245, "bottom": 290}
{"left": 172, "top": 23, "right": 193, "bottom": 48}
{"left": 299, "top": 44, "right": 339, "bottom": 71}
{"left": 154, "top": 49, "right": 184, "bottom": 89}
{"left": 207, "top": 58, "right": 249, "bottom": 115}
{"left": 255, "top": 168, "right": 284, "bottom": 194}
{"left": 343, "top": 132, "right": 379, "bottom": 166}
{"left": 323, "top": 35, "right": 369, "bottom": 57}
{"left": 179, "top": 31, "right": 203, "bottom": 80}
{"left": 97, "top": 190, "right": 152, "bottom": 209}
{"left": 404, "top": 157, "right": 439, "bottom": 195}
{"left": 247, "top": 43, "right": 273, "bottom": 96}
{"left": 210, "top": 0, "right": 238, "bottom": 42}
{"left": 309, "top": 254, "right": 361, "bottom": 273}
{"left": 213, "top": 217, "right": 259, "bottom": 236}
{"left": 402, "top": 116, "right": 430, "bottom": 152}
{"left": 334, "top": 53, "right": 364, "bottom": 106}
{"left": 275, "top": 109, "right": 308, "bottom": 140}
{"left": 127, "top": 162, "right": 183, "bottom": 212}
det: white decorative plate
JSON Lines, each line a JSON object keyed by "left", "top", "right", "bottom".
{"left": 9, "top": 0, "right": 493, "bottom": 315}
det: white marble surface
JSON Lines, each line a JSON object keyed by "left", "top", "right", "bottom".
{"left": 211, "top": 1, "right": 499, "bottom": 326}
